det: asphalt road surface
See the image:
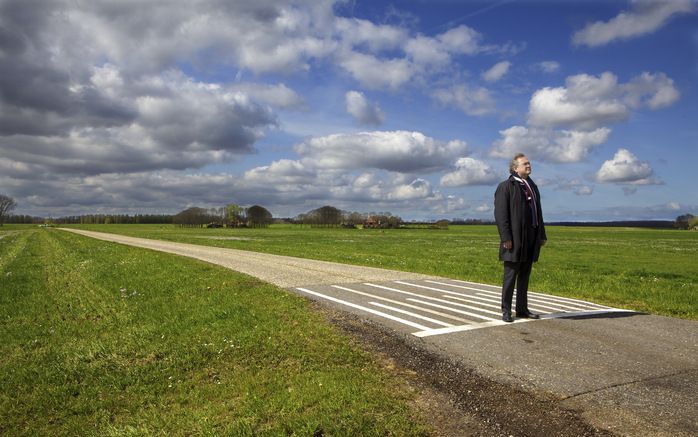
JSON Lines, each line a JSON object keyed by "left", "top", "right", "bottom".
{"left": 62, "top": 228, "right": 698, "bottom": 436}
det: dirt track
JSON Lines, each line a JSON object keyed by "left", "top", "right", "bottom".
{"left": 61, "top": 228, "right": 432, "bottom": 287}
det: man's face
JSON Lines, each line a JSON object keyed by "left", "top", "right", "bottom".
{"left": 515, "top": 157, "right": 532, "bottom": 177}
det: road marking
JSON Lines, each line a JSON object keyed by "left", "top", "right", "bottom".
{"left": 332, "top": 285, "right": 472, "bottom": 323}
{"left": 294, "top": 280, "right": 633, "bottom": 338}
{"left": 440, "top": 294, "right": 505, "bottom": 311}
{"left": 295, "top": 287, "right": 432, "bottom": 331}
{"left": 405, "top": 298, "right": 498, "bottom": 321}
{"left": 414, "top": 309, "right": 636, "bottom": 337}
{"left": 368, "top": 302, "right": 453, "bottom": 327}
{"left": 366, "top": 283, "right": 500, "bottom": 317}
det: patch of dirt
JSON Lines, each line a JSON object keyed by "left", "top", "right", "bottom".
{"left": 314, "top": 302, "right": 616, "bottom": 437}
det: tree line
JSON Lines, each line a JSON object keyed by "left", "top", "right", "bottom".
{"left": 173, "top": 204, "right": 273, "bottom": 228}
{"left": 294, "top": 205, "right": 403, "bottom": 229}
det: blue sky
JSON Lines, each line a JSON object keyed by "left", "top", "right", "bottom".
{"left": 1, "top": 0, "right": 696, "bottom": 221}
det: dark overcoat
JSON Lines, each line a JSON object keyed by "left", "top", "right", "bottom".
{"left": 494, "top": 175, "right": 546, "bottom": 262}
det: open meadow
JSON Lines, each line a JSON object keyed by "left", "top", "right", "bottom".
{"left": 1, "top": 224, "right": 696, "bottom": 435}
{"left": 0, "top": 227, "right": 430, "bottom": 435}
{"left": 65, "top": 223, "right": 697, "bottom": 320}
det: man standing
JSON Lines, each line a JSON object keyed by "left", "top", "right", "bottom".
{"left": 494, "top": 153, "right": 547, "bottom": 323}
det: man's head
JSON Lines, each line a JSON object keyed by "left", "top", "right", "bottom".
{"left": 510, "top": 153, "right": 532, "bottom": 178}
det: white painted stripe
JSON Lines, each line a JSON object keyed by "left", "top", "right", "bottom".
{"left": 406, "top": 298, "right": 497, "bottom": 321}
{"left": 470, "top": 293, "right": 573, "bottom": 313}
{"left": 413, "top": 308, "right": 636, "bottom": 337}
{"left": 448, "top": 279, "right": 613, "bottom": 309}
{"left": 368, "top": 302, "right": 453, "bottom": 327}
{"left": 425, "top": 280, "right": 579, "bottom": 311}
{"left": 426, "top": 280, "right": 495, "bottom": 294}
{"left": 451, "top": 279, "right": 502, "bottom": 289}
{"left": 332, "top": 285, "right": 471, "bottom": 323}
{"left": 439, "top": 294, "right": 503, "bottom": 310}
{"left": 295, "top": 287, "right": 431, "bottom": 331}
{"left": 366, "top": 283, "right": 501, "bottom": 316}
{"left": 395, "top": 282, "right": 502, "bottom": 316}
{"left": 414, "top": 318, "right": 535, "bottom": 337}
{"left": 528, "top": 291, "right": 612, "bottom": 309}
{"left": 474, "top": 288, "right": 608, "bottom": 311}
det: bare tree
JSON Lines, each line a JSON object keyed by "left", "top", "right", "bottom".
{"left": 0, "top": 194, "right": 17, "bottom": 226}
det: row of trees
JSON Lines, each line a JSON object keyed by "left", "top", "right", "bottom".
{"left": 295, "top": 205, "right": 403, "bottom": 228}
{"left": 173, "top": 204, "right": 273, "bottom": 228}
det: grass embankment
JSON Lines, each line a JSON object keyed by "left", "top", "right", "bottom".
{"left": 0, "top": 228, "right": 430, "bottom": 435}
{"left": 66, "top": 224, "right": 698, "bottom": 320}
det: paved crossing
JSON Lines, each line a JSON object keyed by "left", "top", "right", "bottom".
{"left": 294, "top": 278, "right": 631, "bottom": 337}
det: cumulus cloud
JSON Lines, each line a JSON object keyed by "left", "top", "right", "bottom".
{"left": 572, "top": 0, "right": 696, "bottom": 47}
{"left": 345, "top": 91, "right": 385, "bottom": 125}
{"left": 491, "top": 126, "right": 611, "bottom": 163}
{"left": 440, "top": 157, "right": 500, "bottom": 186}
{"left": 528, "top": 71, "right": 679, "bottom": 130}
{"left": 491, "top": 70, "right": 680, "bottom": 164}
{"left": 482, "top": 61, "right": 511, "bottom": 82}
{"left": 334, "top": 17, "right": 407, "bottom": 53}
{"left": 432, "top": 84, "right": 496, "bottom": 116}
{"left": 337, "top": 51, "right": 415, "bottom": 90}
{"left": 295, "top": 131, "right": 468, "bottom": 173}
{"left": 0, "top": 68, "right": 277, "bottom": 176}
{"left": 596, "top": 148, "right": 661, "bottom": 184}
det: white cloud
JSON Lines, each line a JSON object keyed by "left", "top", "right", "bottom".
{"left": 536, "top": 61, "right": 560, "bottom": 73}
{"left": 388, "top": 178, "right": 434, "bottom": 200}
{"left": 231, "top": 83, "right": 304, "bottom": 109}
{"left": 440, "top": 157, "right": 500, "bottom": 186}
{"left": 337, "top": 51, "right": 414, "bottom": 90}
{"left": 345, "top": 91, "right": 385, "bottom": 126}
{"left": 475, "top": 203, "right": 492, "bottom": 213}
{"left": 482, "top": 61, "right": 511, "bottom": 82}
{"left": 0, "top": 69, "right": 277, "bottom": 175}
{"left": 404, "top": 35, "right": 452, "bottom": 66}
{"left": 528, "top": 71, "right": 680, "bottom": 129}
{"left": 573, "top": 0, "right": 696, "bottom": 47}
{"left": 295, "top": 131, "right": 469, "bottom": 173}
{"left": 335, "top": 17, "right": 407, "bottom": 53}
{"left": 596, "top": 148, "right": 661, "bottom": 184}
{"left": 437, "top": 25, "right": 483, "bottom": 55}
{"left": 491, "top": 125, "right": 611, "bottom": 163}
{"left": 243, "top": 159, "right": 316, "bottom": 185}
{"left": 432, "top": 84, "right": 496, "bottom": 116}
{"left": 622, "top": 72, "right": 679, "bottom": 109}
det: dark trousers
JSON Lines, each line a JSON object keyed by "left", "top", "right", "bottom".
{"left": 501, "top": 261, "right": 534, "bottom": 313}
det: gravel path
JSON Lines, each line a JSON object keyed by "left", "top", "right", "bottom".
{"left": 60, "top": 228, "right": 432, "bottom": 288}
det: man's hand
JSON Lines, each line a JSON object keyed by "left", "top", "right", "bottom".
{"left": 502, "top": 240, "right": 512, "bottom": 250}
{"left": 541, "top": 239, "right": 547, "bottom": 247}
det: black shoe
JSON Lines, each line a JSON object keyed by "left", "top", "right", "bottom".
{"left": 502, "top": 312, "right": 514, "bottom": 323}
{"left": 517, "top": 311, "right": 540, "bottom": 319}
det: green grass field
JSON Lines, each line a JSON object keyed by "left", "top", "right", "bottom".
{"left": 2, "top": 224, "right": 696, "bottom": 435}
{"left": 0, "top": 228, "right": 430, "bottom": 436}
{"left": 62, "top": 223, "right": 697, "bottom": 320}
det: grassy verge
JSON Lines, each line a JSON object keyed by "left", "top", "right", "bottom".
{"left": 59, "top": 224, "right": 698, "bottom": 320}
{"left": 0, "top": 228, "right": 430, "bottom": 436}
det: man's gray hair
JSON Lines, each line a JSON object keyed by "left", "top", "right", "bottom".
{"left": 509, "top": 153, "right": 527, "bottom": 172}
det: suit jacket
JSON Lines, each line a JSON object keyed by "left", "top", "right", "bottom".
{"left": 494, "top": 174, "right": 546, "bottom": 262}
